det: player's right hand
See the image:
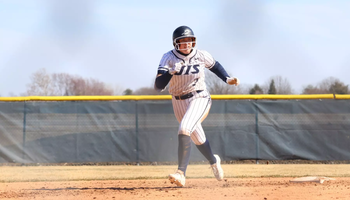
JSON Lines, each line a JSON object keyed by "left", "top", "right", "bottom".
{"left": 226, "top": 77, "right": 240, "bottom": 86}
{"left": 169, "top": 62, "right": 183, "bottom": 75}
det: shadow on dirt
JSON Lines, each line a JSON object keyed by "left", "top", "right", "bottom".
{"left": 31, "top": 186, "right": 188, "bottom": 191}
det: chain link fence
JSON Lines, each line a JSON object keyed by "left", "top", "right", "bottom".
{"left": 0, "top": 98, "right": 350, "bottom": 163}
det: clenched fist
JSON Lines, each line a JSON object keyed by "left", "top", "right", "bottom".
{"left": 169, "top": 62, "right": 183, "bottom": 75}
{"left": 226, "top": 77, "right": 240, "bottom": 86}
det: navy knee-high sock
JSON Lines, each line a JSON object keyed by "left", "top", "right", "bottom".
{"left": 178, "top": 134, "right": 192, "bottom": 175}
{"left": 196, "top": 140, "right": 216, "bottom": 165}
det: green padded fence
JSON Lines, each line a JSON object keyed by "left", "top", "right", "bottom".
{"left": 0, "top": 94, "right": 349, "bottom": 163}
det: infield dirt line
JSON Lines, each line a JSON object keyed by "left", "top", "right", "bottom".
{"left": 1, "top": 164, "right": 349, "bottom": 182}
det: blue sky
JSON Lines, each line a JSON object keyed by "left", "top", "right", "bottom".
{"left": 0, "top": 0, "right": 350, "bottom": 96}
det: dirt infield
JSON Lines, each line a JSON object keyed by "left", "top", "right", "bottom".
{"left": 0, "top": 164, "right": 349, "bottom": 199}
{"left": 1, "top": 178, "right": 350, "bottom": 200}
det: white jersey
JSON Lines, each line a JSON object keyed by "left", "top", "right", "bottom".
{"left": 158, "top": 48, "right": 215, "bottom": 96}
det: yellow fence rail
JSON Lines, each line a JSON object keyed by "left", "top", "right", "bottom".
{"left": 0, "top": 94, "right": 349, "bottom": 101}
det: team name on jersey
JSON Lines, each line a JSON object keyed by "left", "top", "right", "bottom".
{"left": 174, "top": 64, "right": 200, "bottom": 75}
{"left": 157, "top": 48, "right": 215, "bottom": 96}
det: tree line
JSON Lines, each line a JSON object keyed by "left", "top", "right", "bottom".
{"left": 3, "top": 68, "right": 349, "bottom": 96}
{"left": 24, "top": 69, "right": 124, "bottom": 96}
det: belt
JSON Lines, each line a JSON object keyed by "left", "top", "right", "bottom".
{"left": 175, "top": 90, "right": 203, "bottom": 100}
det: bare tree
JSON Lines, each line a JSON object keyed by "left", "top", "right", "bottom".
{"left": 87, "top": 78, "right": 114, "bottom": 95}
{"left": 302, "top": 85, "right": 323, "bottom": 94}
{"left": 113, "top": 84, "right": 125, "bottom": 95}
{"left": 302, "top": 77, "right": 348, "bottom": 94}
{"left": 329, "top": 81, "right": 348, "bottom": 94}
{"left": 26, "top": 68, "right": 54, "bottom": 96}
{"left": 263, "top": 76, "right": 293, "bottom": 94}
{"left": 69, "top": 77, "right": 113, "bottom": 95}
{"left": 26, "top": 69, "right": 115, "bottom": 96}
{"left": 318, "top": 77, "right": 342, "bottom": 93}
{"left": 134, "top": 87, "right": 171, "bottom": 95}
{"left": 205, "top": 70, "right": 243, "bottom": 94}
{"left": 7, "top": 92, "right": 17, "bottom": 97}
{"left": 134, "top": 87, "right": 160, "bottom": 95}
{"left": 51, "top": 73, "right": 74, "bottom": 95}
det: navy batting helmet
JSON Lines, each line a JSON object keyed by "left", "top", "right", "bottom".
{"left": 172, "top": 26, "right": 196, "bottom": 49}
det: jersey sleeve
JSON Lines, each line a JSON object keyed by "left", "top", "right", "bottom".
{"left": 200, "top": 50, "right": 216, "bottom": 69}
{"left": 154, "top": 51, "right": 173, "bottom": 92}
{"left": 157, "top": 52, "right": 173, "bottom": 75}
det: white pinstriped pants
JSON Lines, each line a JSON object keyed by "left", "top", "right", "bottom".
{"left": 172, "top": 90, "right": 212, "bottom": 145}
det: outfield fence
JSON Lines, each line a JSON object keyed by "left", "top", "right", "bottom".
{"left": 0, "top": 94, "right": 350, "bottom": 163}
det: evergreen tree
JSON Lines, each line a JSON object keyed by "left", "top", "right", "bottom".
{"left": 123, "top": 89, "right": 133, "bottom": 95}
{"left": 268, "top": 80, "right": 277, "bottom": 94}
{"left": 249, "top": 84, "right": 263, "bottom": 94}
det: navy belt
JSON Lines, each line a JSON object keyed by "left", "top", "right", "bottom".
{"left": 175, "top": 90, "right": 203, "bottom": 100}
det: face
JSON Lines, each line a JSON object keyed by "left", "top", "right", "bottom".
{"left": 177, "top": 37, "right": 194, "bottom": 54}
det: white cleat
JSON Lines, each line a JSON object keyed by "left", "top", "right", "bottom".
{"left": 168, "top": 170, "right": 186, "bottom": 187}
{"left": 211, "top": 154, "right": 224, "bottom": 181}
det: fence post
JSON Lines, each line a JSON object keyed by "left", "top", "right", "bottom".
{"left": 22, "top": 101, "right": 27, "bottom": 162}
{"left": 135, "top": 101, "right": 139, "bottom": 165}
{"left": 76, "top": 102, "right": 79, "bottom": 162}
{"left": 254, "top": 100, "right": 260, "bottom": 164}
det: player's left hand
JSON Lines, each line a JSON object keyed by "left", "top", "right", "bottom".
{"left": 169, "top": 62, "right": 183, "bottom": 75}
{"left": 226, "top": 77, "right": 240, "bottom": 86}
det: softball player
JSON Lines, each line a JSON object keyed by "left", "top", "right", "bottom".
{"left": 154, "top": 26, "right": 239, "bottom": 187}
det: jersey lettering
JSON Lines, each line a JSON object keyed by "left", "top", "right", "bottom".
{"left": 192, "top": 64, "right": 199, "bottom": 74}
{"left": 157, "top": 49, "right": 215, "bottom": 96}
{"left": 175, "top": 66, "right": 185, "bottom": 75}
{"left": 184, "top": 66, "right": 192, "bottom": 75}
{"left": 175, "top": 64, "right": 200, "bottom": 75}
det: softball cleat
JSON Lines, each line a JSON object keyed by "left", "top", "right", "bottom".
{"left": 168, "top": 170, "right": 186, "bottom": 187}
{"left": 211, "top": 154, "right": 224, "bottom": 181}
